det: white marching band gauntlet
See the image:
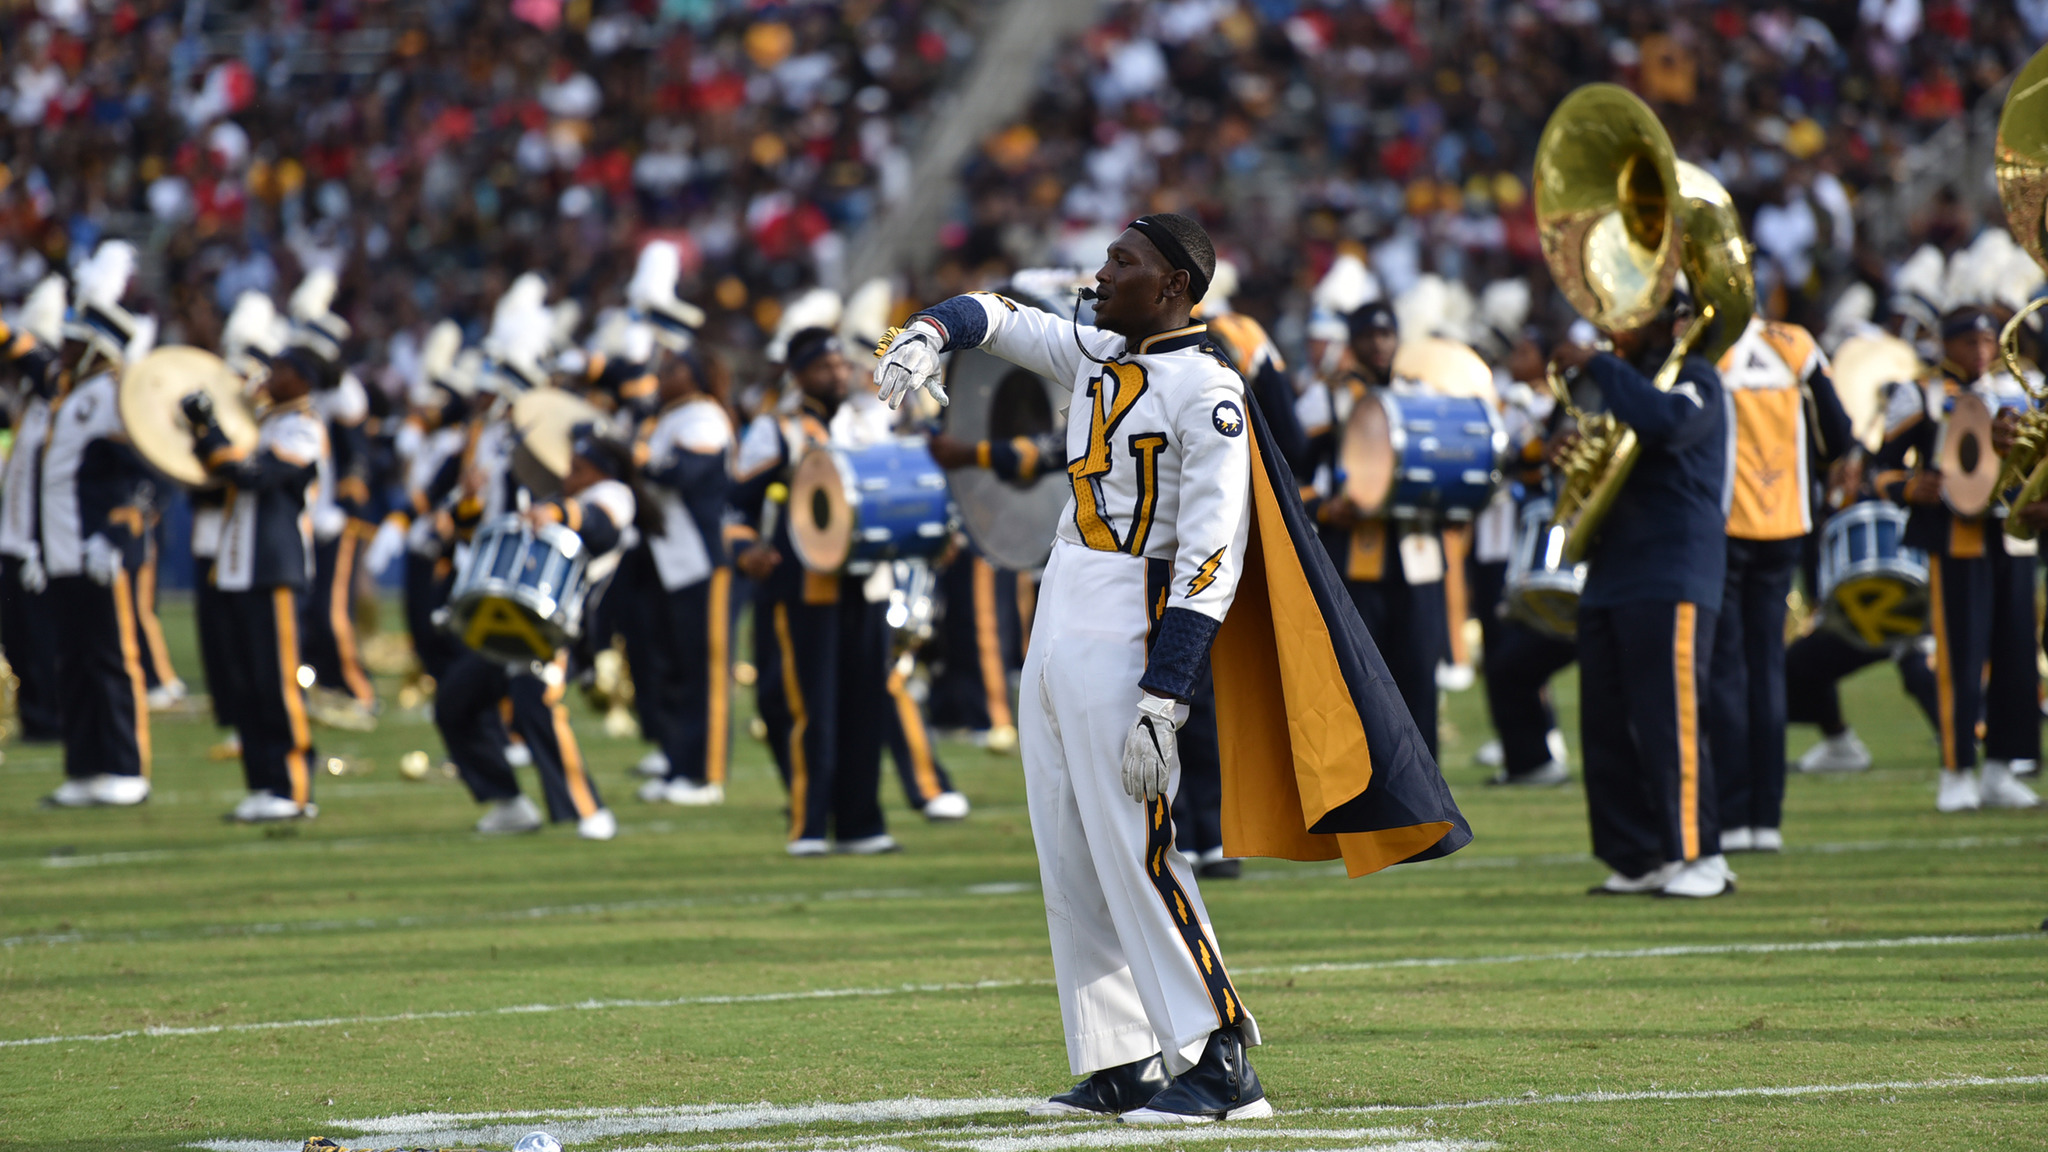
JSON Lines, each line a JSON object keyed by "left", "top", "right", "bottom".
{"left": 1120, "top": 692, "right": 1186, "bottom": 803}
{"left": 874, "top": 319, "right": 949, "bottom": 411}
{"left": 83, "top": 534, "right": 122, "bottom": 587}
{"left": 18, "top": 542, "right": 45, "bottom": 594}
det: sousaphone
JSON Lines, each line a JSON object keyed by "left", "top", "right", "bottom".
{"left": 118, "top": 347, "right": 261, "bottom": 487}
{"left": 1990, "top": 42, "right": 2048, "bottom": 536}
{"left": 1534, "top": 86, "right": 1755, "bottom": 563}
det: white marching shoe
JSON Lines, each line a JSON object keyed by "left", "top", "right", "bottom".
{"left": 633, "top": 750, "right": 671, "bottom": 778}
{"left": 44, "top": 778, "right": 98, "bottom": 808}
{"left": 785, "top": 837, "right": 829, "bottom": 857}
{"left": 231, "top": 791, "right": 312, "bottom": 822}
{"left": 503, "top": 742, "right": 534, "bottom": 769}
{"left": 1658, "top": 854, "right": 1736, "bottom": 898}
{"left": 1750, "top": 827, "right": 1783, "bottom": 852}
{"left": 577, "top": 808, "right": 618, "bottom": 841}
{"left": 1936, "top": 770, "right": 1982, "bottom": 813}
{"left": 91, "top": 775, "right": 152, "bottom": 806}
{"left": 836, "top": 833, "right": 901, "bottom": 855}
{"left": 1721, "top": 826, "right": 1754, "bottom": 852}
{"left": 1590, "top": 860, "right": 1682, "bottom": 895}
{"left": 922, "top": 791, "right": 970, "bottom": 820}
{"left": 1797, "top": 729, "right": 1872, "bottom": 773}
{"left": 1473, "top": 739, "right": 1504, "bottom": 769}
{"left": 652, "top": 778, "right": 724, "bottom": 806}
{"left": 476, "top": 795, "right": 544, "bottom": 834}
{"left": 1980, "top": 761, "right": 2042, "bottom": 809}
{"left": 146, "top": 680, "right": 188, "bottom": 710}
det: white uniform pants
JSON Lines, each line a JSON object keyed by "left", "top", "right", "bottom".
{"left": 1020, "top": 541, "right": 1259, "bottom": 1077}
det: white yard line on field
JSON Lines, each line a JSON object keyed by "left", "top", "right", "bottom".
{"left": 10, "top": 931, "right": 2041, "bottom": 1051}
{"left": 10, "top": 831, "right": 2043, "bottom": 950}
{"left": 1316, "top": 1072, "right": 2048, "bottom": 1115}
{"left": 182, "top": 1073, "right": 2048, "bottom": 1152}
{"left": 1235, "top": 932, "right": 2046, "bottom": 977}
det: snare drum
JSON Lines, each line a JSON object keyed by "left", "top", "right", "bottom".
{"left": 1503, "top": 496, "right": 1585, "bottom": 639}
{"left": 1341, "top": 391, "right": 1505, "bottom": 521}
{"left": 1817, "top": 501, "right": 1929, "bottom": 649}
{"left": 788, "top": 437, "right": 956, "bottom": 573}
{"left": 446, "top": 515, "right": 591, "bottom": 662}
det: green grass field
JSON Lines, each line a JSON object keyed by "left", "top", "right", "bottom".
{"left": 1, "top": 599, "right": 2043, "bottom": 1151}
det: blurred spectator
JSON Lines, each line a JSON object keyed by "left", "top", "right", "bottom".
{"left": 0, "top": 0, "right": 2042, "bottom": 378}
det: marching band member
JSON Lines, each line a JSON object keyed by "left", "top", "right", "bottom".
{"left": 733, "top": 327, "right": 903, "bottom": 855}
{"left": 879, "top": 213, "right": 1467, "bottom": 1121}
{"left": 395, "top": 323, "right": 476, "bottom": 683}
{"left": 0, "top": 274, "right": 67, "bottom": 743}
{"left": 1553, "top": 287, "right": 1734, "bottom": 899}
{"left": 629, "top": 284, "right": 736, "bottom": 806}
{"left": 194, "top": 290, "right": 291, "bottom": 761}
{"left": 1709, "top": 314, "right": 1853, "bottom": 850}
{"left": 876, "top": 215, "right": 1274, "bottom": 1120}
{"left": 1307, "top": 301, "right": 1447, "bottom": 759}
{"left": 1478, "top": 333, "right": 1576, "bottom": 787}
{"left": 1873, "top": 305, "right": 2042, "bottom": 811}
{"left": 186, "top": 345, "right": 323, "bottom": 821}
{"left": 38, "top": 242, "right": 156, "bottom": 808}
{"left": 287, "top": 268, "right": 380, "bottom": 723}
{"left": 433, "top": 423, "right": 629, "bottom": 841}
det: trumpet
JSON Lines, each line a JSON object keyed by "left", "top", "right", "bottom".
{"left": 1533, "top": 85, "right": 1755, "bottom": 564}
{"left": 1991, "top": 43, "right": 2048, "bottom": 538}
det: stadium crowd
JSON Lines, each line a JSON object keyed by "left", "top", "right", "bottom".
{"left": 4, "top": 0, "right": 2042, "bottom": 389}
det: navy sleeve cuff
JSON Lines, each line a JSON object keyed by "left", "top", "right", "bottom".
{"left": 1140, "top": 607, "right": 1221, "bottom": 701}
{"left": 912, "top": 296, "right": 989, "bottom": 353}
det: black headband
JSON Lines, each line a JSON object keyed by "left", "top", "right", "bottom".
{"left": 1129, "top": 216, "right": 1210, "bottom": 303}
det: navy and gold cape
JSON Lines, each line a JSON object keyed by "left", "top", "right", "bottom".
{"left": 1211, "top": 393, "right": 1473, "bottom": 877}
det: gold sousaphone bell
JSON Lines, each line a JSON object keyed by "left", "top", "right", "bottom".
{"left": 1990, "top": 43, "right": 2048, "bottom": 537}
{"left": 1534, "top": 84, "right": 1755, "bottom": 563}
{"left": 118, "top": 347, "right": 261, "bottom": 487}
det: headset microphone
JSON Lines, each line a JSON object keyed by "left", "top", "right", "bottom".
{"left": 1072, "top": 286, "right": 1110, "bottom": 364}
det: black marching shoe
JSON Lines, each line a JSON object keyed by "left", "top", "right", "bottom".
{"left": 1026, "top": 1054, "right": 1170, "bottom": 1117}
{"left": 1121, "top": 1028, "right": 1272, "bottom": 1125}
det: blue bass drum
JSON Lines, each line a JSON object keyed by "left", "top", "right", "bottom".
{"left": 1817, "top": 501, "right": 1929, "bottom": 649}
{"left": 446, "top": 515, "right": 591, "bottom": 662}
{"left": 788, "top": 437, "right": 956, "bottom": 573}
{"left": 1340, "top": 391, "right": 1506, "bottom": 521}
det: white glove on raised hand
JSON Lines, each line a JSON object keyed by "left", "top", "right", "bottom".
{"left": 83, "top": 534, "right": 122, "bottom": 587}
{"left": 1120, "top": 693, "right": 1185, "bottom": 803}
{"left": 18, "top": 542, "right": 46, "bottom": 594}
{"left": 874, "top": 320, "right": 949, "bottom": 411}
{"left": 361, "top": 517, "right": 407, "bottom": 579}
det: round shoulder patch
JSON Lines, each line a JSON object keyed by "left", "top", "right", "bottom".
{"left": 1211, "top": 399, "right": 1244, "bottom": 438}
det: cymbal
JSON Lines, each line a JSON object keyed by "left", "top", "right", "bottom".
{"left": 117, "top": 347, "right": 259, "bottom": 488}
{"left": 1830, "top": 333, "right": 1923, "bottom": 452}
{"left": 1939, "top": 391, "right": 1998, "bottom": 517}
{"left": 1394, "top": 338, "right": 1496, "bottom": 401}
{"left": 507, "top": 387, "right": 603, "bottom": 496}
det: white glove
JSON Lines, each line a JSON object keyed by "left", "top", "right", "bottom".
{"left": 83, "top": 534, "right": 122, "bottom": 587}
{"left": 361, "top": 517, "right": 407, "bottom": 579}
{"left": 874, "top": 320, "right": 949, "bottom": 411}
{"left": 18, "top": 543, "right": 45, "bottom": 594}
{"left": 1120, "top": 693, "right": 1184, "bottom": 803}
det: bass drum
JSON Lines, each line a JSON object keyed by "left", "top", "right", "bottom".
{"left": 787, "top": 438, "right": 955, "bottom": 574}
{"left": 1340, "top": 391, "right": 1505, "bottom": 521}
{"left": 941, "top": 347, "right": 1067, "bottom": 571}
